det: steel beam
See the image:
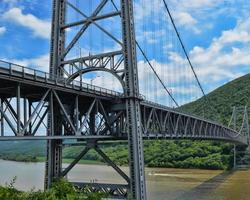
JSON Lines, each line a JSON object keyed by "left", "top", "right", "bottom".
{"left": 62, "top": 0, "right": 108, "bottom": 58}
{"left": 17, "top": 84, "right": 21, "bottom": 135}
{"left": 0, "top": 99, "right": 3, "bottom": 136}
{"left": 121, "top": 0, "right": 147, "bottom": 199}
{"left": 61, "top": 146, "right": 90, "bottom": 177}
{"left": 95, "top": 146, "right": 130, "bottom": 183}
{"left": 0, "top": 99, "right": 17, "bottom": 135}
{"left": 23, "top": 90, "right": 50, "bottom": 133}
{"left": 61, "top": 11, "right": 121, "bottom": 29}
{"left": 46, "top": 0, "right": 66, "bottom": 189}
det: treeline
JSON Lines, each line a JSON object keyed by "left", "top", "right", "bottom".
{"left": 0, "top": 140, "right": 234, "bottom": 170}
{"left": 62, "top": 140, "right": 234, "bottom": 170}
{"left": 0, "top": 153, "right": 38, "bottom": 162}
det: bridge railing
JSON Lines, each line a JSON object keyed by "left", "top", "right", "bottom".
{"left": 0, "top": 60, "right": 122, "bottom": 98}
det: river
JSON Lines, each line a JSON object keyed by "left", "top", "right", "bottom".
{"left": 0, "top": 160, "right": 250, "bottom": 200}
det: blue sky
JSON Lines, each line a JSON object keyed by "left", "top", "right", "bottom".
{"left": 0, "top": 0, "right": 250, "bottom": 106}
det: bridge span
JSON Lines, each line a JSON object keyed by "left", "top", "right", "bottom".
{"left": 0, "top": 59, "right": 248, "bottom": 199}
{"left": 0, "top": 60, "right": 247, "bottom": 145}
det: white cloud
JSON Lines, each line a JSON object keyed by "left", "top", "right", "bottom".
{"left": 177, "top": 16, "right": 250, "bottom": 88}
{"left": 133, "top": 0, "right": 218, "bottom": 34}
{"left": 166, "top": 0, "right": 249, "bottom": 34}
{"left": 138, "top": 30, "right": 165, "bottom": 44}
{"left": 174, "top": 12, "right": 197, "bottom": 26}
{"left": 171, "top": 0, "right": 219, "bottom": 10}
{"left": 3, "top": 7, "right": 50, "bottom": 39}
{"left": 6, "top": 54, "right": 50, "bottom": 72}
{"left": 0, "top": 27, "right": 6, "bottom": 35}
{"left": 134, "top": 0, "right": 164, "bottom": 22}
{"left": 173, "top": 12, "right": 201, "bottom": 34}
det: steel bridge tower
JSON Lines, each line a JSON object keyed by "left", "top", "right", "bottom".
{"left": 45, "top": 0, "right": 147, "bottom": 199}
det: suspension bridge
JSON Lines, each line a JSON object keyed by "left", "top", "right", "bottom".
{"left": 0, "top": 0, "right": 249, "bottom": 200}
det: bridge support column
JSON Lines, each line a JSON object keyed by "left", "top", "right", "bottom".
{"left": 45, "top": 91, "right": 63, "bottom": 189}
{"left": 233, "top": 144, "right": 237, "bottom": 169}
{"left": 121, "top": 0, "right": 147, "bottom": 199}
{"left": 16, "top": 83, "right": 21, "bottom": 135}
{"left": 45, "top": 0, "right": 66, "bottom": 189}
{"left": 234, "top": 145, "right": 250, "bottom": 169}
{"left": 0, "top": 98, "right": 4, "bottom": 137}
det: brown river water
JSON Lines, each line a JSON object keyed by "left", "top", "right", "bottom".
{"left": 0, "top": 160, "right": 250, "bottom": 200}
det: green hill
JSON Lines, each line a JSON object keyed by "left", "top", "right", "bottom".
{"left": 182, "top": 73, "right": 250, "bottom": 124}
{"left": 0, "top": 74, "right": 250, "bottom": 169}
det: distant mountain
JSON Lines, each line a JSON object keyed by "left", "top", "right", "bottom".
{"left": 1, "top": 74, "right": 250, "bottom": 169}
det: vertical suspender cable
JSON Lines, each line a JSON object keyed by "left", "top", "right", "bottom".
{"left": 162, "top": 0, "right": 219, "bottom": 119}
{"left": 162, "top": 0, "right": 206, "bottom": 98}
{"left": 111, "top": 0, "right": 179, "bottom": 107}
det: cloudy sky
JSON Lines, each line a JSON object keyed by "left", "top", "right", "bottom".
{"left": 0, "top": 0, "right": 250, "bottom": 106}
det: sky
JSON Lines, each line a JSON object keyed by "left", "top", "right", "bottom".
{"left": 0, "top": 0, "right": 250, "bottom": 106}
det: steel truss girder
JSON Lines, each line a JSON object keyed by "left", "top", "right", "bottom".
{"left": 0, "top": 80, "right": 247, "bottom": 145}
{"left": 0, "top": 77, "right": 123, "bottom": 138}
{"left": 0, "top": 88, "right": 49, "bottom": 137}
{"left": 73, "top": 182, "right": 129, "bottom": 199}
{"left": 140, "top": 103, "right": 247, "bottom": 145}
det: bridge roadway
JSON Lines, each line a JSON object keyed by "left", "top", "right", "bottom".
{"left": 0, "top": 60, "right": 247, "bottom": 145}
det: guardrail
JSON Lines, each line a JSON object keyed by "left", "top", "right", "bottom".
{"left": 0, "top": 60, "right": 122, "bottom": 98}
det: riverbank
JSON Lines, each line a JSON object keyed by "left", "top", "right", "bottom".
{"left": 0, "top": 156, "right": 104, "bottom": 165}
{"left": 0, "top": 155, "right": 232, "bottom": 171}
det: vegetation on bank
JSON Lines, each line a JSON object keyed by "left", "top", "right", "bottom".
{"left": 0, "top": 73, "right": 250, "bottom": 170}
{"left": 0, "top": 177, "right": 106, "bottom": 200}
{"left": 0, "top": 140, "right": 235, "bottom": 170}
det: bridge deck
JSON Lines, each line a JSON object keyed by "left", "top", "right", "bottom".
{"left": 0, "top": 60, "right": 248, "bottom": 145}
{"left": 0, "top": 60, "right": 121, "bottom": 100}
